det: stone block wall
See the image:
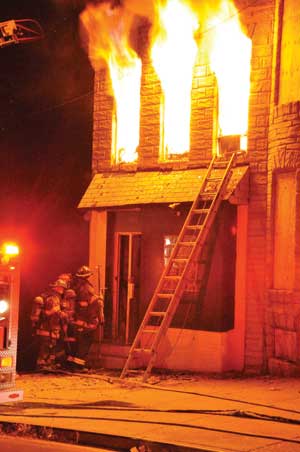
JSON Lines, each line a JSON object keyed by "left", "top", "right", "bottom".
{"left": 138, "top": 52, "right": 163, "bottom": 168}
{"left": 189, "top": 50, "right": 216, "bottom": 163}
{"left": 242, "top": 2, "right": 275, "bottom": 373}
{"left": 267, "top": 100, "right": 300, "bottom": 375}
{"left": 92, "top": 69, "right": 114, "bottom": 173}
{"left": 89, "top": 0, "right": 286, "bottom": 375}
{"left": 91, "top": 21, "right": 220, "bottom": 173}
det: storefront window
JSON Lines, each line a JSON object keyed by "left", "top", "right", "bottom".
{"left": 163, "top": 235, "right": 178, "bottom": 266}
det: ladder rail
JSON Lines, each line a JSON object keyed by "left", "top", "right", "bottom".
{"left": 120, "top": 158, "right": 218, "bottom": 372}
{"left": 142, "top": 156, "right": 217, "bottom": 306}
{"left": 120, "top": 153, "right": 237, "bottom": 380}
{"left": 148, "top": 152, "right": 235, "bottom": 308}
{"left": 141, "top": 154, "right": 237, "bottom": 381}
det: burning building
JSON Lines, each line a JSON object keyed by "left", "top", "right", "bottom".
{"left": 78, "top": 0, "right": 300, "bottom": 376}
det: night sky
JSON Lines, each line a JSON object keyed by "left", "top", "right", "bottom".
{"left": 0, "top": 1, "right": 95, "bottom": 369}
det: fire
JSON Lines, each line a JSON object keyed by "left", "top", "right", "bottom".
{"left": 206, "top": 0, "right": 252, "bottom": 147}
{"left": 109, "top": 50, "right": 141, "bottom": 163}
{"left": 81, "top": 0, "right": 251, "bottom": 161}
{"left": 151, "top": 0, "right": 198, "bottom": 157}
{"left": 80, "top": 3, "right": 141, "bottom": 164}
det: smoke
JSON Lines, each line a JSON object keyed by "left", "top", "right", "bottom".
{"left": 79, "top": 0, "right": 229, "bottom": 63}
{"left": 122, "top": 0, "right": 226, "bottom": 33}
{"left": 79, "top": 0, "right": 243, "bottom": 75}
{"left": 80, "top": 1, "right": 138, "bottom": 70}
{"left": 49, "top": 0, "right": 87, "bottom": 10}
{"left": 122, "top": 0, "right": 157, "bottom": 20}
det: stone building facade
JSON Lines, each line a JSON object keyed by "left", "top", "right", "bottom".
{"left": 79, "top": 0, "right": 300, "bottom": 375}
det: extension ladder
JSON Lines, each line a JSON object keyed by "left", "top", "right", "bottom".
{"left": 120, "top": 152, "right": 237, "bottom": 381}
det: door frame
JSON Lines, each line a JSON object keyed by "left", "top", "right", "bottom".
{"left": 112, "top": 232, "right": 141, "bottom": 343}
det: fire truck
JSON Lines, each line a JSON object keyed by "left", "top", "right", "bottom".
{"left": 0, "top": 18, "right": 44, "bottom": 48}
{"left": 0, "top": 243, "right": 23, "bottom": 402}
{"left": 0, "top": 17, "right": 43, "bottom": 402}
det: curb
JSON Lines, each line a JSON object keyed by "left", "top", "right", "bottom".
{"left": 0, "top": 420, "right": 221, "bottom": 452}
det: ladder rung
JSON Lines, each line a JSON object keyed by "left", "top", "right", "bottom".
{"left": 164, "top": 275, "right": 181, "bottom": 280}
{"left": 200, "top": 191, "right": 216, "bottom": 196}
{"left": 143, "top": 329, "right": 158, "bottom": 334}
{"left": 200, "top": 194, "right": 216, "bottom": 199}
{"left": 192, "top": 209, "right": 210, "bottom": 214}
{"left": 156, "top": 293, "right": 173, "bottom": 298}
{"left": 203, "top": 189, "right": 217, "bottom": 193}
{"left": 157, "top": 293, "right": 174, "bottom": 298}
{"left": 206, "top": 177, "right": 223, "bottom": 182}
{"left": 133, "top": 348, "right": 153, "bottom": 353}
{"left": 186, "top": 225, "right": 202, "bottom": 230}
{"left": 178, "top": 241, "right": 196, "bottom": 246}
{"left": 213, "top": 161, "right": 229, "bottom": 167}
{"left": 149, "top": 311, "right": 166, "bottom": 317}
{"left": 171, "top": 258, "right": 188, "bottom": 263}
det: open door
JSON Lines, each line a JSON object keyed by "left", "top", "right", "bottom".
{"left": 113, "top": 233, "right": 141, "bottom": 344}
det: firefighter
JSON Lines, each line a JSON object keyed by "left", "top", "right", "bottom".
{"left": 57, "top": 288, "right": 77, "bottom": 368}
{"left": 33, "top": 279, "right": 67, "bottom": 371}
{"left": 67, "top": 265, "right": 104, "bottom": 372}
{"left": 58, "top": 272, "right": 73, "bottom": 289}
{"left": 30, "top": 295, "right": 44, "bottom": 335}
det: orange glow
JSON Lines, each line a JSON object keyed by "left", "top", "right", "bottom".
{"left": 80, "top": 3, "right": 141, "bottom": 164}
{"left": 151, "top": 0, "right": 198, "bottom": 158}
{"left": 207, "top": 0, "right": 252, "bottom": 144}
{"left": 0, "top": 300, "right": 9, "bottom": 314}
{"left": 0, "top": 356, "right": 12, "bottom": 368}
{"left": 2, "top": 243, "right": 19, "bottom": 256}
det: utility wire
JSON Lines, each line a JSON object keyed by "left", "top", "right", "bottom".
{"left": 28, "top": 90, "right": 94, "bottom": 118}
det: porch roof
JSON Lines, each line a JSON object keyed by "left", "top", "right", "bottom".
{"left": 78, "top": 165, "right": 249, "bottom": 209}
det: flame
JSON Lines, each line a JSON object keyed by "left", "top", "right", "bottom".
{"left": 151, "top": 0, "right": 198, "bottom": 157}
{"left": 81, "top": 0, "right": 251, "bottom": 162}
{"left": 109, "top": 50, "right": 141, "bottom": 163}
{"left": 80, "top": 3, "right": 141, "bottom": 164}
{"left": 207, "top": 0, "right": 252, "bottom": 142}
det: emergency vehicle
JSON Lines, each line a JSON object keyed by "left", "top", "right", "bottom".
{"left": 0, "top": 243, "right": 23, "bottom": 402}
{"left": 0, "top": 16, "right": 43, "bottom": 401}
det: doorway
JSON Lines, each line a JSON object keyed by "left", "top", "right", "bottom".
{"left": 113, "top": 233, "right": 141, "bottom": 344}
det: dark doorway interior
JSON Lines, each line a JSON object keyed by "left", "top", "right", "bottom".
{"left": 172, "top": 202, "right": 237, "bottom": 332}
{"left": 116, "top": 233, "right": 141, "bottom": 344}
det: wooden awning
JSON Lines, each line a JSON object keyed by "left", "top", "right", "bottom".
{"left": 78, "top": 165, "right": 249, "bottom": 209}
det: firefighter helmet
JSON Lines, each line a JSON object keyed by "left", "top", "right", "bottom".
{"left": 64, "top": 289, "right": 76, "bottom": 299}
{"left": 49, "top": 279, "right": 68, "bottom": 289}
{"left": 75, "top": 265, "right": 93, "bottom": 278}
{"left": 58, "top": 273, "right": 72, "bottom": 288}
{"left": 58, "top": 273, "right": 72, "bottom": 282}
{"left": 33, "top": 296, "right": 44, "bottom": 306}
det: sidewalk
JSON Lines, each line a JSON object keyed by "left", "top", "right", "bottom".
{"left": 0, "top": 371, "right": 300, "bottom": 451}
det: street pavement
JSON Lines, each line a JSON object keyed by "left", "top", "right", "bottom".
{"left": 0, "top": 371, "right": 299, "bottom": 451}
